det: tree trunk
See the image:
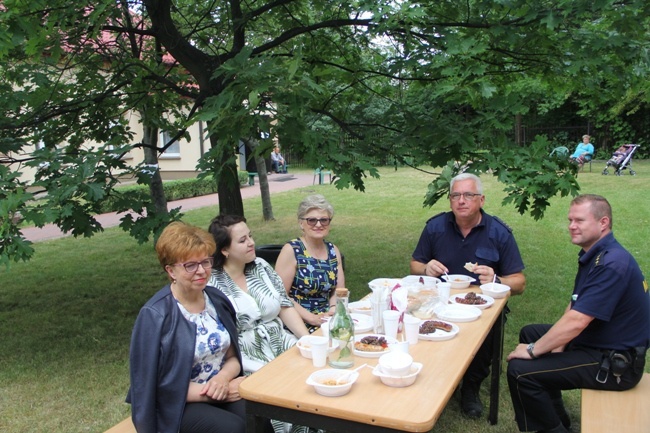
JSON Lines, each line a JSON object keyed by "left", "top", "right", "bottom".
{"left": 515, "top": 114, "right": 522, "bottom": 146}
{"left": 255, "top": 155, "right": 274, "bottom": 221}
{"left": 142, "top": 124, "right": 168, "bottom": 216}
{"left": 211, "top": 135, "right": 244, "bottom": 216}
{"left": 244, "top": 138, "right": 274, "bottom": 221}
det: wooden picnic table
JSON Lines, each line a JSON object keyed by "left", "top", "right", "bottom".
{"left": 239, "top": 289, "right": 508, "bottom": 432}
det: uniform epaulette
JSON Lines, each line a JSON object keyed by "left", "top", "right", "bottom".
{"left": 426, "top": 212, "right": 446, "bottom": 224}
{"left": 492, "top": 216, "right": 513, "bottom": 233}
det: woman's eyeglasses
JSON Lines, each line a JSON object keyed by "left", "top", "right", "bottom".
{"left": 174, "top": 257, "right": 214, "bottom": 273}
{"left": 300, "top": 217, "right": 332, "bottom": 227}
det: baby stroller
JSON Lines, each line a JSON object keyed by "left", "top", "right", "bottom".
{"left": 602, "top": 144, "right": 639, "bottom": 176}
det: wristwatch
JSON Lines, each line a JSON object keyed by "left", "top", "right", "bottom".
{"left": 527, "top": 342, "right": 537, "bottom": 359}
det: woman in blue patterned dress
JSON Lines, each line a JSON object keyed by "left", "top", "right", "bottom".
{"left": 276, "top": 194, "right": 346, "bottom": 332}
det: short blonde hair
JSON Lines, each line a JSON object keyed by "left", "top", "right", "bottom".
{"left": 155, "top": 222, "right": 216, "bottom": 273}
{"left": 297, "top": 194, "right": 334, "bottom": 219}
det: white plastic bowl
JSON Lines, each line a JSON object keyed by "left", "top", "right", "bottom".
{"left": 480, "top": 283, "right": 511, "bottom": 299}
{"left": 296, "top": 335, "right": 335, "bottom": 359}
{"left": 368, "top": 278, "right": 401, "bottom": 292}
{"left": 306, "top": 369, "right": 360, "bottom": 397}
{"left": 373, "top": 362, "right": 423, "bottom": 387}
{"left": 401, "top": 275, "right": 441, "bottom": 288}
{"left": 349, "top": 300, "right": 372, "bottom": 315}
{"left": 378, "top": 351, "right": 413, "bottom": 376}
{"left": 441, "top": 274, "right": 476, "bottom": 290}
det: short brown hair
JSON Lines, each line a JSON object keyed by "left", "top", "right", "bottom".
{"left": 155, "top": 222, "right": 216, "bottom": 272}
{"left": 571, "top": 194, "right": 612, "bottom": 229}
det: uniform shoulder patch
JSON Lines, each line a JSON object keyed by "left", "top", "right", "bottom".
{"left": 425, "top": 212, "right": 446, "bottom": 224}
{"left": 492, "top": 216, "right": 513, "bottom": 233}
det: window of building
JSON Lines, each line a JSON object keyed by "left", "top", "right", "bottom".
{"left": 159, "top": 130, "right": 181, "bottom": 159}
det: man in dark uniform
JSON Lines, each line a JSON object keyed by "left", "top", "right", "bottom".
{"left": 506, "top": 194, "right": 649, "bottom": 433}
{"left": 411, "top": 173, "right": 526, "bottom": 418}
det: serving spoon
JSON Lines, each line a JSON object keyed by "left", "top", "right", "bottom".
{"left": 336, "top": 363, "right": 368, "bottom": 384}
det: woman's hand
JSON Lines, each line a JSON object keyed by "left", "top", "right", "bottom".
{"left": 307, "top": 312, "right": 324, "bottom": 326}
{"left": 200, "top": 374, "right": 231, "bottom": 401}
{"left": 224, "top": 376, "right": 246, "bottom": 402}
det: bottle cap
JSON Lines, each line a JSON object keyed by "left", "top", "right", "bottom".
{"left": 335, "top": 288, "right": 349, "bottom": 298}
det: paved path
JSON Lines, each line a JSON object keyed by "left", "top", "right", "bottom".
{"left": 22, "top": 173, "right": 318, "bottom": 242}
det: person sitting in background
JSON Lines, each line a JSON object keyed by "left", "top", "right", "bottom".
{"left": 270, "top": 145, "right": 287, "bottom": 173}
{"left": 506, "top": 194, "right": 648, "bottom": 433}
{"left": 275, "top": 194, "right": 346, "bottom": 333}
{"left": 569, "top": 134, "right": 594, "bottom": 167}
{"left": 207, "top": 215, "right": 309, "bottom": 374}
{"left": 127, "top": 221, "right": 245, "bottom": 433}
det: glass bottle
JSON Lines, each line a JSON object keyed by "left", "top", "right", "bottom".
{"left": 328, "top": 288, "right": 354, "bottom": 368}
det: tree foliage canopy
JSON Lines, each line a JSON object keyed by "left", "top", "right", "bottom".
{"left": 1, "top": 0, "right": 649, "bottom": 264}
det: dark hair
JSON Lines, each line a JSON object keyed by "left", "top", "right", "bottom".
{"left": 207, "top": 214, "right": 247, "bottom": 268}
{"left": 571, "top": 194, "right": 613, "bottom": 229}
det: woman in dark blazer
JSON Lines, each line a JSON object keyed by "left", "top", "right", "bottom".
{"left": 127, "top": 222, "right": 246, "bottom": 433}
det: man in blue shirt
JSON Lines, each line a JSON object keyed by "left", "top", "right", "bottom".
{"left": 506, "top": 194, "right": 649, "bottom": 433}
{"left": 411, "top": 173, "right": 526, "bottom": 419}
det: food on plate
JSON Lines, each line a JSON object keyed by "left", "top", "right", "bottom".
{"left": 354, "top": 335, "right": 389, "bottom": 352}
{"left": 455, "top": 292, "right": 487, "bottom": 305}
{"left": 406, "top": 295, "right": 422, "bottom": 312}
{"left": 464, "top": 262, "right": 477, "bottom": 273}
{"left": 419, "top": 320, "right": 453, "bottom": 334}
{"left": 321, "top": 379, "right": 346, "bottom": 386}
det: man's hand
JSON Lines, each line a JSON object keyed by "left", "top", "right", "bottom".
{"left": 507, "top": 343, "right": 534, "bottom": 361}
{"left": 424, "top": 259, "right": 448, "bottom": 277}
{"left": 473, "top": 265, "right": 497, "bottom": 285}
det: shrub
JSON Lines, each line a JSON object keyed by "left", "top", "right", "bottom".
{"left": 98, "top": 173, "right": 248, "bottom": 213}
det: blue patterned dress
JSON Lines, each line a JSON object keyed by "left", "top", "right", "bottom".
{"left": 287, "top": 238, "right": 339, "bottom": 331}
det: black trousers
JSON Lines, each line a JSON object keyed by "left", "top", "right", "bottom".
{"left": 507, "top": 324, "right": 645, "bottom": 432}
{"left": 180, "top": 400, "right": 255, "bottom": 433}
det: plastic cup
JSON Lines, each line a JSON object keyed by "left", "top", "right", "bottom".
{"left": 403, "top": 314, "right": 420, "bottom": 345}
{"left": 371, "top": 294, "right": 387, "bottom": 334}
{"left": 310, "top": 336, "right": 329, "bottom": 368}
{"left": 320, "top": 318, "right": 330, "bottom": 341}
{"left": 391, "top": 340, "right": 410, "bottom": 354}
{"left": 382, "top": 310, "right": 400, "bottom": 340}
{"left": 437, "top": 282, "right": 451, "bottom": 306}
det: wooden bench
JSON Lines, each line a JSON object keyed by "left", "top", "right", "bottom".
{"left": 103, "top": 417, "right": 135, "bottom": 433}
{"left": 581, "top": 372, "right": 650, "bottom": 433}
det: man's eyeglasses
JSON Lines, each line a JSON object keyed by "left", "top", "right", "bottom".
{"left": 449, "top": 192, "right": 482, "bottom": 201}
{"left": 174, "top": 257, "right": 214, "bottom": 273}
{"left": 300, "top": 217, "right": 332, "bottom": 227}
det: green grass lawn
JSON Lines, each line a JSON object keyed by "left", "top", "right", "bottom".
{"left": 1, "top": 160, "right": 649, "bottom": 432}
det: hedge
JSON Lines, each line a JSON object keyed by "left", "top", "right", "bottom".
{"left": 98, "top": 171, "right": 250, "bottom": 213}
